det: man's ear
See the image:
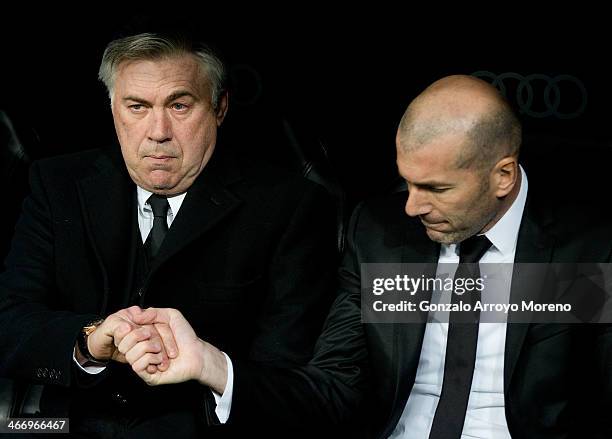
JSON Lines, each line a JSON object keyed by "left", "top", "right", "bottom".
{"left": 215, "top": 92, "right": 229, "bottom": 126}
{"left": 492, "top": 156, "right": 518, "bottom": 198}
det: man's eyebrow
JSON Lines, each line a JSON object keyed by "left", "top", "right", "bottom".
{"left": 403, "top": 178, "right": 453, "bottom": 189}
{"left": 164, "top": 91, "right": 197, "bottom": 104}
{"left": 399, "top": 172, "right": 451, "bottom": 188}
{"left": 123, "top": 96, "right": 152, "bottom": 106}
{"left": 121, "top": 91, "right": 198, "bottom": 106}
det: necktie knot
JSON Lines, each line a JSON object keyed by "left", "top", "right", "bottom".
{"left": 458, "top": 234, "right": 492, "bottom": 263}
{"left": 148, "top": 194, "right": 169, "bottom": 219}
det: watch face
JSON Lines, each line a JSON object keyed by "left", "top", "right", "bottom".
{"left": 84, "top": 319, "right": 104, "bottom": 336}
{"left": 84, "top": 325, "right": 97, "bottom": 336}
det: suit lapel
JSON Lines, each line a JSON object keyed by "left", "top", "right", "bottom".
{"left": 149, "top": 150, "right": 243, "bottom": 274}
{"left": 504, "top": 198, "right": 555, "bottom": 392}
{"left": 76, "top": 151, "right": 133, "bottom": 313}
{"left": 385, "top": 220, "right": 439, "bottom": 435}
{"left": 75, "top": 148, "right": 244, "bottom": 312}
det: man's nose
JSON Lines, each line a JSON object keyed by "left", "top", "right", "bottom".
{"left": 148, "top": 109, "right": 172, "bottom": 143}
{"left": 405, "top": 188, "right": 431, "bottom": 217}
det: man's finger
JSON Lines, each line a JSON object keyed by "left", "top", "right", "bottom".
{"left": 117, "top": 326, "right": 151, "bottom": 354}
{"left": 154, "top": 323, "right": 178, "bottom": 358}
{"left": 124, "top": 305, "right": 144, "bottom": 320}
{"left": 131, "top": 352, "right": 164, "bottom": 373}
{"left": 130, "top": 307, "right": 160, "bottom": 325}
{"left": 87, "top": 314, "right": 135, "bottom": 362}
{"left": 111, "top": 320, "right": 138, "bottom": 348}
{"left": 156, "top": 359, "right": 170, "bottom": 372}
{"left": 124, "top": 338, "right": 165, "bottom": 366}
{"left": 131, "top": 307, "right": 174, "bottom": 326}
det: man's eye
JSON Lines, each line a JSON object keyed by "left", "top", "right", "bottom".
{"left": 128, "top": 104, "right": 144, "bottom": 112}
{"left": 429, "top": 187, "right": 449, "bottom": 193}
{"left": 171, "top": 103, "right": 188, "bottom": 111}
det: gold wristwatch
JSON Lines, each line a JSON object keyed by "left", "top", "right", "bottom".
{"left": 78, "top": 318, "right": 106, "bottom": 365}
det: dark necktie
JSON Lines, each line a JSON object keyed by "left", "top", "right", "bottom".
{"left": 429, "top": 234, "right": 492, "bottom": 439}
{"left": 144, "top": 194, "right": 169, "bottom": 259}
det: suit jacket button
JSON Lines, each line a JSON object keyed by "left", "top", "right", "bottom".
{"left": 112, "top": 392, "right": 128, "bottom": 407}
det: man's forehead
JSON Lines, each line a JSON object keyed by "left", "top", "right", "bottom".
{"left": 399, "top": 132, "right": 464, "bottom": 164}
{"left": 114, "top": 55, "right": 208, "bottom": 97}
{"left": 397, "top": 137, "right": 470, "bottom": 180}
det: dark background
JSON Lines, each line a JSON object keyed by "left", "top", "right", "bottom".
{"left": 1, "top": 11, "right": 610, "bottom": 259}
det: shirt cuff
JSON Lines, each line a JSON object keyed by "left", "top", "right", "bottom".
{"left": 72, "top": 346, "right": 106, "bottom": 374}
{"left": 211, "top": 352, "right": 234, "bottom": 424}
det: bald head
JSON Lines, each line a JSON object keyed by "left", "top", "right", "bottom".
{"left": 397, "top": 75, "right": 521, "bottom": 170}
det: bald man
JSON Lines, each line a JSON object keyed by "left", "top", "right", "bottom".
{"left": 174, "top": 75, "right": 612, "bottom": 437}
{"left": 281, "top": 75, "right": 612, "bottom": 438}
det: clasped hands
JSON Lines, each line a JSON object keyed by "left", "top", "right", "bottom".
{"left": 81, "top": 306, "right": 227, "bottom": 394}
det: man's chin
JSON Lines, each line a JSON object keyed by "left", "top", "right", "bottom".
{"left": 425, "top": 228, "right": 465, "bottom": 245}
{"left": 146, "top": 171, "right": 177, "bottom": 191}
{"left": 135, "top": 177, "right": 176, "bottom": 194}
{"left": 148, "top": 175, "right": 194, "bottom": 196}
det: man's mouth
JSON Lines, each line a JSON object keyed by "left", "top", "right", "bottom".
{"left": 147, "top": 155, "right": 175, "bottom": 160}
{"left": 421, "top": 219, "right": 449, "bottom": 231}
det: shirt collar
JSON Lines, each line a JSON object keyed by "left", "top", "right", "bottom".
{"left": 136, "top": 186, "right": 187, "bottom": 218}
{"left": 482, "top": 164, "right": 528, "bottom": 258}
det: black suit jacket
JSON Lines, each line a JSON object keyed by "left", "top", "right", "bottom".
{"left": 0, "top": 146, "right": 338, "bottom": 437}
{"left": 302, "top": 190, "right": 612, "bottom": 438}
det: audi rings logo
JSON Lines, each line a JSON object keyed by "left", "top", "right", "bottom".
{"left": 471, "top": 71, "right": 587, "bottom": 119}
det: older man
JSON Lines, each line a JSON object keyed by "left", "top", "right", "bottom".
{"left": 0, "top": 32, "right": 337, "bottom": 437}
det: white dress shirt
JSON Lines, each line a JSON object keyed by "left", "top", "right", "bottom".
{"left": 390, "top": 166, "right": 528, "bottom": 439}
{"left": 73, "top": 186, "right": 234, "bottom": 423}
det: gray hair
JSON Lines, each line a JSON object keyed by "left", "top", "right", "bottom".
{"left": 98, "top": 32, "right": 226, "bottom": 110}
